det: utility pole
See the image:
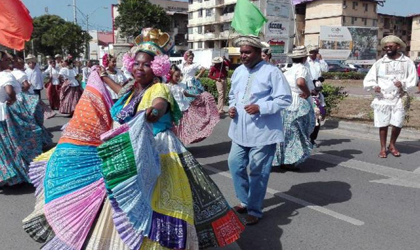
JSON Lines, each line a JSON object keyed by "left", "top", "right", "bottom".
{"left": 73, "top": 0, "right": 77, "bottom": 25}
{"left": 86, "top": 15, "right": 89, "bottom": 60}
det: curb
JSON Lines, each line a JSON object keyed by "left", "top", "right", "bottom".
{"left": 322, "top": 119, "right": 420, "bottom": 141}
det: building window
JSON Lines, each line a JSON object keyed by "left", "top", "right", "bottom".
{"left": 342, "top": 16, "right": 346, "bottom": 24}
{"left": 352, "top": 1, "right": 358, "bottom": 9}
{"left": 188, "top": 13, "right": 193, "bottom": 19}
{"left": 373, "top": 19, "right": 378, "bottom": 26}
{"left": 206, "top": 9, "right": 213, "bottom": 17}
{"left": 343, "top": 0, "right": 346, "bottom": 7}
{"left": 197, "top": 26, "right": 203, "bottom": 34}
{"left": 198, "top": 42, "right": 203, "bottom": 49}
{"left": 362, "top": 18, "right": 367, "bottom": 25}
{"left": 352, "top": 17, "right": 357, "bottom": 25}
{"left": 188, "top": 28, "right": 193, "bottom": 34}
{"left": 363, "top": 3, "right": 368, "bottom": 11}
{"left": 189, "top": 0, "right": 193, "bottom": 3}
{"left": 198, "top": 9, "right": 203, "bottom": 17}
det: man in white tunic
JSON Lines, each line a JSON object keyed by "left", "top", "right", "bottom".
{"left": 305, "top": 45, "right": 328, "bottom": 146}
{"left": 363, "top": 35, "right": 418, "bottom": 158}
{"left": 305, "top": 45, "right": 328, "bottom": 84}
{"left": 25, "top": 54, "right": 43, "bottom": 99}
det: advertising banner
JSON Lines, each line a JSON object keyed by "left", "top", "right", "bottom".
{"left": 319, "top": 26, "right": 378, "bottom": 64}
{"left": 267, "top": 0, "right": 290, "bottom": 18}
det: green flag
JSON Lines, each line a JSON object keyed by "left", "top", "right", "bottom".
{"left": 231, "top": 0, "right": 268, "bottom": 36}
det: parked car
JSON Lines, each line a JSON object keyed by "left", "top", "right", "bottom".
{"left": 328, "top": 64, "right": 352, "bottom": 72}
{"left": 357, "top": 66, "right": 371, "bottom": 74}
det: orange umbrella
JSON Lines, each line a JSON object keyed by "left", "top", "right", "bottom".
{"left": 0, "top": 0, "right": 33, "bottom": 50}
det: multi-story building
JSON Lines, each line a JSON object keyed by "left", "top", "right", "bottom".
{"left": 377, "top": 14, "right": 412, "bottom": 56}
{"left": 409, "top": 14, "right": 420, "bottom": 61}
{"left": 188, "top": 0, "right": 294, "bottom": 64}
{"left": 298, "top": 0, "right": 379, "bottom": 47}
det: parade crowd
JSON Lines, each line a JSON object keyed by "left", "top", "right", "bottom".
{"left": 0, "top": 28, "right": 418, "bottom": 250}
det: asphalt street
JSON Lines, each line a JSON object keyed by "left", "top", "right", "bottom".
{"left": 1, "top": 104, "right": 420, "bottom": 250}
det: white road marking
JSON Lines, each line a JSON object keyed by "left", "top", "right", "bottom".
{"left": 311, "top": 153, "right": 420, "bottom": 189}
{"left": 203, "top": 165, "right": 365, "bottom": 226}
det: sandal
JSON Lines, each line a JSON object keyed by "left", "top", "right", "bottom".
{"left": 388, "top": 147, "right": 401, "bottom": 157}
{"left": 378, "top": 151, "right": 387, "bottom": 158}
{"left": 233, "top": 205, "right": 248, "bottom": 214}
{"left": 245, "top": 215, "right": 259, "bottom": 226}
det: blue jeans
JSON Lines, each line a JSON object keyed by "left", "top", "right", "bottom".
{"left": 228, "top": 142, "right": 276, "bottom": 218}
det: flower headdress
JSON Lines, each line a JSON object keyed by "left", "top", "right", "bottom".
{"left": 102, "top": 53, "right": 112, "bottom": 67}
{"left": 122, "top": 28, "right": 173, "bottom": 77}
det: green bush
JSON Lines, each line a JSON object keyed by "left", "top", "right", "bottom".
{"left": 322, "top": 83, "right": 348, "bottom": 115}
{"left": 323, "top": 72, "right": 366, "bottom": 80}
{"left": 199, "top": 77, "right": 231, "bottom": 104}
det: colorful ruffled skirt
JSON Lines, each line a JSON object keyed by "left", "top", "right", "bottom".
{"left": 59, "top": 81, "right": 83, "bottom": 114}
{"left": 0, "top": 119, "right": 29, "bottom": 186}
{"left": 23, "top": 67, "right": 244, "bottom": 250}
{"left": 172, "top": 92, "right": 220, "bottom": 145}
{"left": 273, "top": 95, "right": 315, "bottom": 166}
{"left": 46, "top": 82, "right": 61, "bottom": 110}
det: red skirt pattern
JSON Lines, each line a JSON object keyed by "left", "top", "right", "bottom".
{"left": 46, "top": 82, "right": 61, "bottom": 110}
{"left": 172, "top": 92, "right": 220, "bottom": 145}
{"left": 59, "top": 81, "right": 83, "bottom": 115}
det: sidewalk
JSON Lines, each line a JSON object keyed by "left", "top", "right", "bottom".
{"left": 334, "top": 84, "right": 420, "bottom": 99}
{"left": 322, "top": 118, "right": 420, "bottom": 141}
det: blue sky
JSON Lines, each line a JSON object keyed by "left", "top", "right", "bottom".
{"left": 21, "top": 0, "right": 419, "bottom": 32}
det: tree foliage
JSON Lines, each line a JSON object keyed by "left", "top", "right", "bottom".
{"left": 114, "top": 0, "right": 171, "bottom": 39}
{"left": 26, "top": 15, "right": 91, "bottom": 57}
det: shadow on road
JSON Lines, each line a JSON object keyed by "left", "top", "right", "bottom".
{"left": 317, "top": 138, "right": 351, "bottom": 147}
{"left": 47, "top": 125, "right": 64, "bottom": 133}
{"left": 188, "top": 141, "right": 231, "bottom": 158}
{"left": 0, "top": 183, "right": 35, "bottom": 196}
{"left": 236, "top": 181, "right": 352, "bottom": 250}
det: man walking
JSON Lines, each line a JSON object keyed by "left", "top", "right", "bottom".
{"left": 25, "top": 54, "right": 43, "bottom": 98}
{"left": 306, "top": 45, "right": 328, "bottom": 147}
{"left": 227, "top": 35, "right": 292, "bottom": 225}
{"left": 208, "top": 56, "right": 230, "bottom": 115}
{"left": 363, "top": 35, "right": 418, "bottom": 158}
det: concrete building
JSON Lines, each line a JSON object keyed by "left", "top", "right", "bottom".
{"left": 377, "top": 14, "right": 412, "bottom": 56}
{"left": 188, "top": 0, "right": 294, "bottom": 64}
{"left": 298, "top": 0, "right": 379, "bottom": 46}
{"left": 409, "top": 14, "right": 420, "bottom": 61}
{"left": 88, "top": 31, "right": 113, "bottom": 60}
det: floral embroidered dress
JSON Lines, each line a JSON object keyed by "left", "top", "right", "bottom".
{"left": 0, "top": 71, "right": 29, "bottom": 186}
{"left": 273, "top": 63, "right": 315, "bottom": 166}
{"left": 59, "top": 67, "right": 82, "bottom": 114}
{"left": 23, "top": 67, "right": 244, "bottom": 250}
{"left": 171, "top": 63, "right": 220, "bottom": 145}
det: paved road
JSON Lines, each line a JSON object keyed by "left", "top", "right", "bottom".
{"left": 1, "top": 106, "right": 420, "bottom": 250}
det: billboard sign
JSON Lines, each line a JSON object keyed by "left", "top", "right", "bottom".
{"left": 267, "top": 0, "right": 290, "bottom": 18}
{"left": 319, "top": 26, "right": 378, "bottom": 64}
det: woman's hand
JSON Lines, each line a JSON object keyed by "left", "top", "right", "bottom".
{"left": 98, "top": 66, "right": 108, "bottom": 78}
{"left": 299, "top": 92, "right": 310, "bottom": 99}
{"left": 6, "top": 98, "right": 16, "bottom": 105}
{"left": 145, "top": 107, "right": 160, "bottom": 123}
